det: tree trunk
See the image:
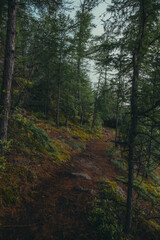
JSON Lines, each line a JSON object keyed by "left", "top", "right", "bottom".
{"left": 125, "top": 0, "right": 146, "bottom": 232}
{"left": 125, "top": 52, "right": 138, "bottom": 233}
{"left": 45, "top": 65, "right": 50, "bottom": 119}
{"left": 0, "top": 22, "right": 2, "bottom": 64}
{"left": 115, "top": 58, "right": 122, "bottom": 147}
{"left": 0, "top": 1, "right": 5, "bottom": 65}
{"left": 0, "top": 0, "right": 18, "bottom": 149}
{"left": 56, "top": 41, "right": 62, "bottom": 128}
{"left": 146, "top": 121, "right": 153, "bottom": 177}
{"left": 56, "top": 79, "right": 61, "bottom": 128}
{"left": 92, "top": 69, "right": 102, "bottom": 129}
{"left": 77, "top": 57, "right": 82, "bottom": 120}
{"left": 115, "top": 99, "right": 119, "bottom": 147}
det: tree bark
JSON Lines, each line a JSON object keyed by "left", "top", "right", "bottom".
{"left": 125, "top": 0, "right": 147, "bottom": 232}
{"left": 0, "top": 0, "right": 18, "bottom": 149}
{"left": 115, "top": 58, "right": 122, "bottom": 147}
{"left": 115, "top": 99, "right": 119, "bottom": 147}
{"left": 92, "top": 69, "right": 102, "bottom": 129}
{"left": 125, "top": 51, "right": 138, "bottom": 233}
{"left": 56, "top": 39, "right": 63, "bottom": 128}
{"left": 0, "top": 1, "right": 5, "bottom": 64}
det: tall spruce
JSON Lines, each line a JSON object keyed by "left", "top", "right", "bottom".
{"left": 105, "top": 0, "right": 160, "bottom": 232}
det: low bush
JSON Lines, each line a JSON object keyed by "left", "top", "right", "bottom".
{"left": 89, "top": 180, "right": 127, "bottom": 240}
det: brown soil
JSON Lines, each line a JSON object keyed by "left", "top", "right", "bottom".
{"left": 1, "top": 129, "right": 126, "bottom": 240}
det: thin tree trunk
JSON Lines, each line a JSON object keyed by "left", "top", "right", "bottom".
{"left": 0, "top": 2, "right": 4, "bottom": 65}
{"left": 45, "top": 64, "right": 50, "bottom": 119}
{"left": 76, "top": 4, "right": 84, "bottom": 120}
{"left": 65, "top": 118, "right": 68, "bottom": 128}
{"left": 77, "top": 57, "right": 82, "bottom": 120}
{"left": 125, "top": 0, "right": 146, "bottom": 232}
{"left": 125, "top": 51, "right": 138, "bottom": 233}
{"left": 92, "top": 69, "right": 102, "bottom": 129}
{"left": 80, "top": 109, "right": 83, "bottom": 125}
{"left": 146, "top": 120, "right": 153, "bottom": 177}
{"left": 56, "top": 42, "right": 62, "bottom": 128}
{"left": 115, "top": 97, "right": 119, "bottom": 147}
{"left": 115, "top": 57, "right": 122, "bottom": 147}
{"left": 56, "top": 79, "right": 61, "bottom": 128}
{"left": 146, "top": 54, "right": 158, "bottom": 177}
{"left": 0, "top": 23, "right": 2, "bottom": 64}
{"left": 0, "top": 0, "right": 18, "bottom": 150}
{"left": 45, "top": 77, "right": 49, "bottom": 119}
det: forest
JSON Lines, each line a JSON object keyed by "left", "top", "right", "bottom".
{"left": 0, "top": 0, "right": 160, "bottom": 239}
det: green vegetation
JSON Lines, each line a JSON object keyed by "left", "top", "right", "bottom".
{"left": 89, "top": 178, "right": 160, "bottom": 240}
{"left": 0, "top": 109, "right": 102, "bottom": 207}
{"left": 89, "top": 180, "right": 127, "bottom": 240}
{"left": 0, "top": 0, "right": 160, "bottom": 238}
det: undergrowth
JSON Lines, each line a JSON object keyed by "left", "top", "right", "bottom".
{"left": 0, "top": 110, "right": 102, "bottom": 207}
{"left": 106, "top": 144, "right": 128, "bottom": 173}
{"left": 0, "top": 165, "right": 35, "bottom": 206}
{"left": 89, "top": 179, "right": 127, "bottom": 240}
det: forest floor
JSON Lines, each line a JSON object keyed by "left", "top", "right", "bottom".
{"left": 1, "top": 128, "right": 128, "bottom": 240}
{"left": 1, "top": 122, "right": 160, "bottom": 240}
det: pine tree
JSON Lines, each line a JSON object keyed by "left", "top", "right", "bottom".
{"left": 0, "top": 0, "right": 18, "bottom": 151}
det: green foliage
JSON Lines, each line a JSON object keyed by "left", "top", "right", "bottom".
{"left": 0, "top": 186, "right": 19, "bottom": 205}
{"left": 0, "top": 139, "right": 13, "bottom": 153}
{"left": 0, "top": 164, "right": 36, "bottom": 207}
{"left": 0, "top": 172, "right": 19, "bottom": 206}
{"left": 117, "top": 176, "right": 160, "bottom": 204}
{"left": 0, "top": 140, "right": 12, "bottom": 174}
{"left": 111, "top": 159, "right": 128, "bottom": 173}
{"left": 67, "top": 140, "right": 86, "bottom": 150}
{"left": 0, "top": 156, "right": 6, "bottom": 174}
{"left": 106, "top": 145, "right": 128, "bottom": 173}
{"left": 134, "top": 180, "right": 160, "bottom": 205}
{"left": 11, "top": 112, "right": 51, "bottom": 153}
{"left": 137, "top": 218, "right": 160, "bottom": 240}
{"left": 15, "top": 165, "right": 35, "bottom": 182}
{"left": 89, "top": 180, "right": 127, "bottom": 240}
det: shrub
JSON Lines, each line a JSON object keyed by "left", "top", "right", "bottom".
{"left": 89, "top": 180, "right": 127, "bottom": 240}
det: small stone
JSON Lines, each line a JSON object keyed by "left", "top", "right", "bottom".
{"left": 71, "top": 172, "right": 91, "bottom": 180}
{"left": 117, "top": 186, "right": 126, "bottom": 199}
{"left": 73, "top": 186, "right": 95, "bottom": 195}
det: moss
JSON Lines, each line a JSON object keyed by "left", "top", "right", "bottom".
{"left": 67, "top": 140, "right": 86, "bottom": 151}
{"left": 98, "top": 179, "right": 125, "bottom": 203}
{"left": 0, "top": 163, "right": 36, "bottom": 207}
{"left": 133, "top": 180, "right": 160, "bottom": 204}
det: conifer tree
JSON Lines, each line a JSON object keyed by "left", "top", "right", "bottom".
{"left": 105, "top": 0, "right": 160, "bottom": 232}
{"left": 0, "top": 0, "right": 18, "bottom": 151}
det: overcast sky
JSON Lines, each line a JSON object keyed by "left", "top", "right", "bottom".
{"left": 68, "top": 1, "right": 111, "bottom": 85}
{"left": 89, "top": 1, "right": 111, "bottom": 84}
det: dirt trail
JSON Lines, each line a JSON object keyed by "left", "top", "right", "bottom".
{"left": 1, "top": 129, "right": 126, "bottom": 240}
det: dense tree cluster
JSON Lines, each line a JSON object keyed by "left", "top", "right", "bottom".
{"left": 0, "top": 0, "right": 160, "bottom": 235}
{"left": 93, "top": 0, "right": 160, "bottom": 233}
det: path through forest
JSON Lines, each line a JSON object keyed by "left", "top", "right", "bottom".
{"left": 2, "top": 129, "right": 126, "bottom": 240}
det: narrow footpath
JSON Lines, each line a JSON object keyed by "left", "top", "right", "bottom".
{"left": 2, "top": 129, "right": 126, "bottom": 240}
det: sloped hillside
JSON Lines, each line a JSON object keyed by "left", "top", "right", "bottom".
{"left": 0, "top": 112, "right": 160, "bottom": 240}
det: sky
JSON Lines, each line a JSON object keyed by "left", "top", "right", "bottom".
{"left": 68, "top": 0, "right": 112, "bottom": 85}
{"left": 92, "top": 1, "right": 110, "bottom": 36}
{"left": 88, "top": 1, "right": 111, "bottom": 85}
